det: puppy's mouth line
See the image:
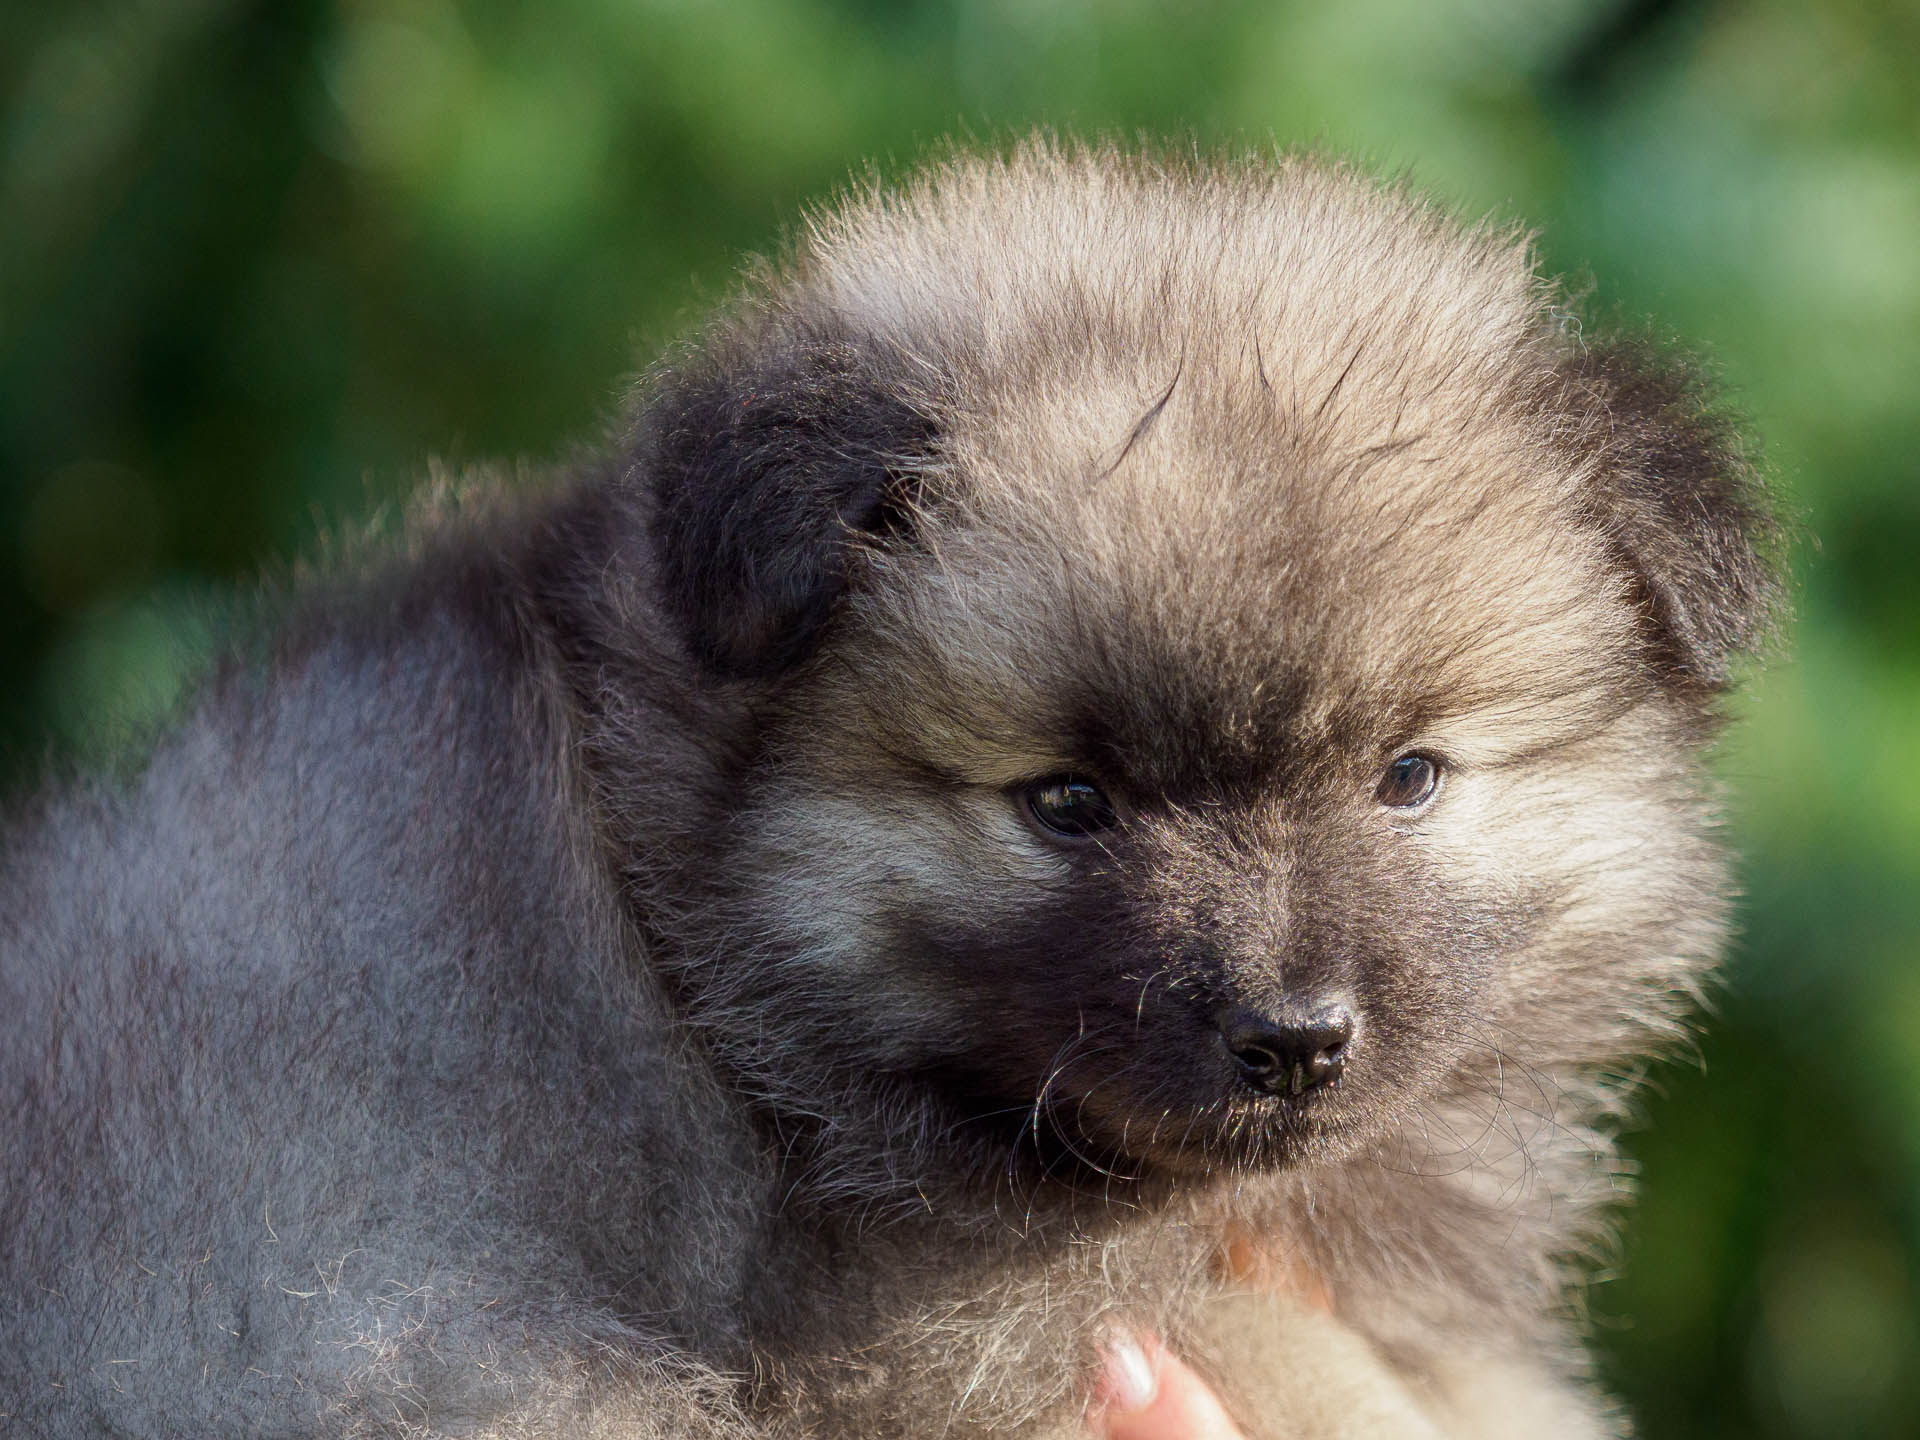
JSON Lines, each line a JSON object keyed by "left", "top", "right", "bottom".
{"left": 1065, "top": 1070, "right": 1355, "bottom": 1146}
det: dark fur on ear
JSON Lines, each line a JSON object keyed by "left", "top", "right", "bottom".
{"left": 1563, "top": 335, "right": 1786, "bottom": 692}
{"left": 643, "top": 327, "right": 940, "bottom": 678}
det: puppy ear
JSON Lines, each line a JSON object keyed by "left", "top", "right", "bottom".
{"left": 1564, "top": 337, "right": 1785, "bottom": 692}
{"left": 644, "top": 331, "right": 938, "bottom": 678}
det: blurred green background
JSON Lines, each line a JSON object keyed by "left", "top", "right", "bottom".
{"left": 2, "top": 0, "right": 1916, "bottom": 1433}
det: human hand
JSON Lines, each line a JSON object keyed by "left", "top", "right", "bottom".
{"left": 1091, "top": 1331, "right": 1248, "bottom": 1440}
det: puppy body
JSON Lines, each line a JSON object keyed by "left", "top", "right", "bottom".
{"left": 0, "top": 142, "right": 1777, "bottom": 1437}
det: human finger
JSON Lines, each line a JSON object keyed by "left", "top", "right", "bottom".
{"left": 1093, "top": 1331, "right": 1248, "bottom": 1440}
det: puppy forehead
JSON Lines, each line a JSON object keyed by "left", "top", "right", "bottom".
{"left": 856, "top": 413, "right": 1627, "bottom": 799}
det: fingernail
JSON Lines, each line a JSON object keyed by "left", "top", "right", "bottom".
{"left": 1101, "top": 1333, "right": 1159, "bottom": 1414}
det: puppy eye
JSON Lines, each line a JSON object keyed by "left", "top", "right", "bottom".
{"left": 1376, "top": 754, "right": 1441, "bottom": 809}
{"left": 1024, "top": 777, "right": 1119, "bottom": 839}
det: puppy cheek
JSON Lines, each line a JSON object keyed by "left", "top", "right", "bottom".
{"left": 724, "top": 785, "right": 1069, "bottom": 1043}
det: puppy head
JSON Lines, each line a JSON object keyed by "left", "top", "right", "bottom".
{"left": 637, "top": 142, "right": 1782, "bottom": 1187}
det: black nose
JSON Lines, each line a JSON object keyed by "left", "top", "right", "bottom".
{"left": 1219, "top": 1006, "right": 1354, "bottom": 1097}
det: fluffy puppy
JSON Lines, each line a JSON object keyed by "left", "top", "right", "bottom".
{"left": 0, "top": 139, "right": 1780, "bottom": 1439}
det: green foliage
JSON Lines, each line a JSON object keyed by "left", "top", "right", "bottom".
{"left": 3, "top": 1, "right": 1916, "bottom": 1432}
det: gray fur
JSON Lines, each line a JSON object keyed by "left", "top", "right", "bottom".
{"left": 0, "top": 139, "right": 1781, "bottom": 1438}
